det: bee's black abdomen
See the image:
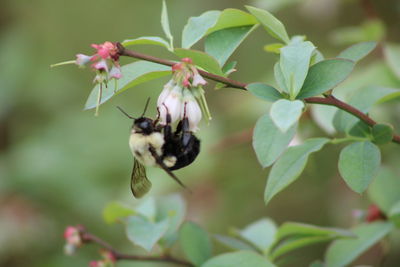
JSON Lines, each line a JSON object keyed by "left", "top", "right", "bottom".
{"left": 169, "top": 137, "right": 200, "bottom": 170}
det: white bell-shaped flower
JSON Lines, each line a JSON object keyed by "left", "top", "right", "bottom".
{"left": 181, "top": 89, "right": 202, "bottom": 132}
{"left": 158, "top": 85, "right": 183, "bottom": 124}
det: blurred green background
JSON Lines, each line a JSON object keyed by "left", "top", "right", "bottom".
{"left": 1, "top": 0, "right": 400, "bottom": 266}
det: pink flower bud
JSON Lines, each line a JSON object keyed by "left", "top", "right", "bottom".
{"left": 172, "top": 62, "right": 183, "bottom": 72}
{"left": 192, "top": 73, "right": 207, "bottom": 87}
{"left": 75, "top": 54, "right": 93, "bottom": 67}
{"left": 182, "top": 57, "right": 193, "bottom": 64}
{"left": 64, "top": 226, "right": 82, "bottom": 245}
{"left": 92, "top": 59, "right": 108, "bottom": 72}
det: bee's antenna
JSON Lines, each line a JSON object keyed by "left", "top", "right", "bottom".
{"left": 116, "top": 106, "right": 136, "bottom": 119}
{"left": 140, "top": 97, "right": 151, "bottom": 117}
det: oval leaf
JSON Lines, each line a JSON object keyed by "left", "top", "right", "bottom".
{"left": 245, "top": 6, "right": 290, "bottom": 43}
{"left": 103, "top": 202, "right": 136, "bottom": 224}
{"left": 182, "top": 10, "right": 220, "bottom": 49}
{"left": 202, "top": 251, "right": 276, "bottom": 267}
{"left": 297, "top": 59, "right": 354, "bottom": 99}
{"left": 383, "top": 43, "right": 400, "bottom": 79}
{"left": 279, "top": 41, "right": 315, "bottom": 97}
{"left": 180, "top": 222, "right": 212, "bottom": 266}
{"left": 122, "top": 36, "right": 170, "bottom": 49}
{"left": 264, "top": 138, "right": 329, "bottom": 204}
{"left": 338, "top": 141, "right": 381, "bottom": 193}
{"left": 205, "top": 25, "right": 257, "bottom": 66}
{"left": 207, "top": 8, "right": 258, "bottom": 34}
{"left": 174, "top": 48, "right": 224, "bottom": 75}
{"left": 338, "top": 41, "right": 377, "bottom": 62}
{"left": 247, "top": 83, "right": 282, "bottom": 102}
{"left": 372, "top": 123, "right": 394, "bottom": 145}
{"left": 270, "top": 99, "right": 304, "bottom": 132}
{"left": 126, "top": 215, "right": 169, "bottom": 252}
{"left": 325, "top": 222, "right": 393, "bottom": 267}
{"left": 156, "top": 194, "right": 186, "bottom": 247}
{"left": 252, "top": 113, "right": 297, "bottom": 168}
{"left": 161, "top": 0, "right": 173, "bottom": 47}
{"left": 85, "top": 61, "right": 170, "bottom": 110}
{"left": 239, "top": 218, "right": 277, "bottom": 253}
{"left": 368, "top": 168, "right": 400, "bottom": 214}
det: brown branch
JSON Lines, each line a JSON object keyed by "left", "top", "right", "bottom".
{"left": 116, "top": 43, "right": 400, "bottom": 145}
{"left": 79, "top": 228, "right": 193, "bottom": 266}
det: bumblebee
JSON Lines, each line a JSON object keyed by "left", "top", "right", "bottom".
{"left": 118, "top": 100, "right": 200, "bottom": 198}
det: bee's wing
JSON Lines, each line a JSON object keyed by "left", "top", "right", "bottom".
{"left": 148, "top": 146, "right": 191, "bottom": 192}
{"left": 131, "top": 159, "right": 152, "bottom": 198}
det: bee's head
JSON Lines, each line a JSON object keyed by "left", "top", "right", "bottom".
{"left": 117, "top": 98, "right": 154, "bottom": 134}
{"left": 133, "top": 117, "right": 154, "bottom": 134}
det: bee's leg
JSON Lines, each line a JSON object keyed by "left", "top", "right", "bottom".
{"left": 153, "top": 107, "right": 160, "bottom": 126}
{"left": 162, "top": 103, "right": 173, "bottom": 140}
{"left": 181, "top": 102, "right": 192, "bottom": 147}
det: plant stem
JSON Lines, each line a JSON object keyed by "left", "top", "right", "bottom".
{"left": 79, "top": 228, "right": 193, "bottom": 266}
{"left": 116, "top": 43, "right": 400, "bottom": 145}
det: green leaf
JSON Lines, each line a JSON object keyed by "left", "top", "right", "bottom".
{"left": 135, "top": 197, "right": 157, "bottom": 220}
{"left": 325, "top": 222, "right": 393, "bottom": 267}
{"left": 338, "top": 41, "right": 377, "bottom": 62}
{"left": 202, "top": 251, "right": 276, "bottom": 267}
{"left": 372, "top": 123, "right": 394, "bottom": 145}
{"left": 121, "top": 36, "right": 170, "bottom": 50}
{"left": 239, "top": 218, "right": 277, "bottom": 253}
{"left": 274, "top": 62, "right": 288, "bottom": 92}
{"left": 348, "top": 121, "right": 371, "bottom": 138}
{"left": 213, "top": 235, "right": 256, "bottom": 251}
{"left": 279, "top": 41, "right": 315, "bottom": 98}
{"left": 126, "top": 215, "right": 169, "bottom": 252}
{"left": 389, "top": 201, "right": 400, "bottom": 228}
{"left": 270, "top": 235, "right": 335, "bottom": 261}
{"left": 245, "top": 6, "right": 290, "bottom": 43}
{"left": 333, "top": 86, "right": 400, "bottom": 132}
{"left": 270, "top": 99, "right": 304, "bottom": 132}
{"left": 84, "top": 61, "right": 170, "bottom": 110}
{"left": 264, "top": 138, "right": 329, "bottom": 204}
{"left": 384, "top": 43, "right": 400, "bottom": 79}
{"left": 297, "top": 59, "right": 354, "bottom": 99}
{"left": 180, "top": 222, "right": 212, "bottom": 266}
{"left": 161, "top": 0, "right": 173, "bottom": 48}
{"left": 181, "top": 11, "right": 220, "bottom": 49}
{"left": 207, "top": 8, "right": 258, "bottom": 34}
{"left": 270, "top": 222, "right": 354, "bottom": 261}
{"left": 368, "top": 168, "right": 400, "bottom": 214}
{"left": 156, "top": 194, "right": 186, "bottom": 247}
{"left": 338, "top": 141, "right": 381, "bottom": 193}
{"left": 102, "top": 202, "right": 136, "bottom": 224}
{"left": 205, "top": 25, "right": 257, "bottom": 66}
{"left": 247, "top": 83, "right": 282, "bottom": 102}
{"left": 264, "top": 43, "right": 284, "bottom": 54}
{"left": 252, "top": 113, "right": 297, "bottom": 168}
{"left": 174, "top": 48, "right": 224, "bottom": 75}
{"left": 309, "top": 261, "right": 324, "bottom": 267}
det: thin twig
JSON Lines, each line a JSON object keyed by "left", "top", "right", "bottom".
{"left": 116, "top": 43, "right": 400, "bottom": 145}
{"left": 79, "top": 228, "right": 193, "bottom": 266}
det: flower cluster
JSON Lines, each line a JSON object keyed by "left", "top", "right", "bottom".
{"left": 76, "top": 41, "right": 122, "bottom": 84}
{"left": 157, "top": 58, "right": 210, "bottom": 132}
{"left": 63, "top": 226, "right": 83, "bottom": 255}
